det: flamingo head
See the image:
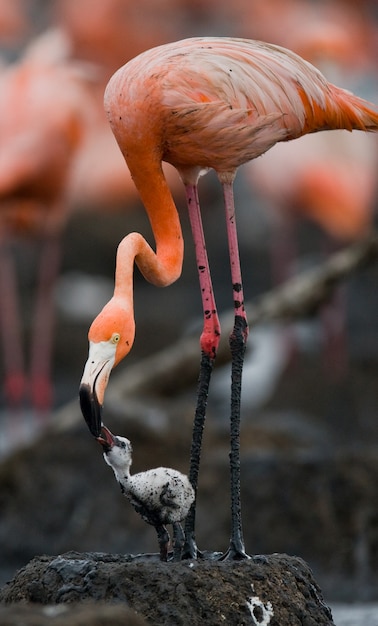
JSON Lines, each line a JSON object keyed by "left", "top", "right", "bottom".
{"left": 79, "top": 298, "right": 135, "bottom": 437}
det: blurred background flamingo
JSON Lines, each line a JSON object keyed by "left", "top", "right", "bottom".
{"left": 240, "top": 3, "right": 378, "bottom": 381}
{"left": 0, "top": 48, "right": 98, "bottom": 419}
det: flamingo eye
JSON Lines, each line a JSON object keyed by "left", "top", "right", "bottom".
{"left": 111, "top": 333, "right": 121, "bottom": 344}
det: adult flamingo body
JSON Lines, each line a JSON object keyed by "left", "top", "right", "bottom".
{"left": 79, "top": 37, "right": 378, "bottom": 559}
{"left": 0, "top": 54, "right": 95, "bottom": 413}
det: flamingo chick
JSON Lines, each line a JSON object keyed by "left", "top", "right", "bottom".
{"left": 80, "top": 37, "right": 378, "bottom": 561}
{"left": 97, "top": 425, "right": 195, "bottom": 562}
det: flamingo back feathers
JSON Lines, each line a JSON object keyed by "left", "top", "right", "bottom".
{"left": 106, "top": 37, "right": 378, "bottom": 176}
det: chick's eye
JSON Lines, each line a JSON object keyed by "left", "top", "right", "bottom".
{"left": 111, "top": 333, "right": 120, "bottom": 344}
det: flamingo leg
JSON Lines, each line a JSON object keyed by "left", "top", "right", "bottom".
{"left": 172, "top": 521, "right": 185, "bottom": 561}
{"left": 156, "top": 524, "right": 170, "bottom": 561}
{"left": 0, "top": 236, "right": 26, "bottom": 410}
{"left": 29, "top": 233, "right": 62, "bottom": 414}
{"left": 183, "top": 182, "right": 221, "bottom": 560}
{"left": 219, "top": 179, "right": 249, "bottom": 560}
{"left": 270, "top": 213, "right": 299, "bottom": 365}
{"left": 320, "top": 283, "right": 348, "bottom": 380}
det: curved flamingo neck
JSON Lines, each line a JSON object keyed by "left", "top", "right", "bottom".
{"left": 118, "top": 155, "right": 184, "bottom": 290}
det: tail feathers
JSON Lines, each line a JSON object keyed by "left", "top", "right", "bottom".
{"left": 298, "top": 83, "right": 378, "bottom": 134}
{"left": 328, "top": 85, "right": 378, "bottom": 133}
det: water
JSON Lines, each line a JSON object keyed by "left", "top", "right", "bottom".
{"left": 330, "top": 604, "right": 378, "bottom": 626}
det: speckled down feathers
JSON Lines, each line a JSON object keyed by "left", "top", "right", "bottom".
{"left": 123, "top": 468, "right": 194, "bottom": 524}
{"left": 103, "top": 436, "right": 194, "bottom": 525}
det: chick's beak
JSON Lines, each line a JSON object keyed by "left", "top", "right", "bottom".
{"left": 96, "top": 424, "right": 116, "bottom": 451}
{"left": 79, "top": 341, "right": 116, "bottom": 438}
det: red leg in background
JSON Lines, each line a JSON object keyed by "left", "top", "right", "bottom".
{"left": 29, "top": 234, "right": 62, "bottom": 414}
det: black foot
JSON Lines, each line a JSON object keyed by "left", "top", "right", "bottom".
{"left": 218, "top": 546, "right": 251, "bottom": 561}
{"left": 218, "top": 538, "right": 251, "bottom": 561}
{"left": 181, "top": 534, "right": 204, "bottom": 560}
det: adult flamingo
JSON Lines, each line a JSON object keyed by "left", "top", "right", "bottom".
{"left": 79, "top": 37, "right": 378, "bottom": 560}
{"left": 0, "top": 52, "right": 96, "bottom": 413}
{"left": 245, "top": 129, "right": 378, "bottom": 376}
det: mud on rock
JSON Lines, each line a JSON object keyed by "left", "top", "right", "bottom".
{"left": 0, "top": 551, "right": 334, "bottom": 625}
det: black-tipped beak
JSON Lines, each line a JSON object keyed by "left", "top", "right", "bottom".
{"left": 79, "top": 383, "right": 103, "bottom": 437}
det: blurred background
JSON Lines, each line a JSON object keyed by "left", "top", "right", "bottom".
{"left": 0, "top": 0, "right": 378, "bottom": 615}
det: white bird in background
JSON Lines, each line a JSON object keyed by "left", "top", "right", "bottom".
{"left": 96, "top": 425, "right": 195, "bottom": 561}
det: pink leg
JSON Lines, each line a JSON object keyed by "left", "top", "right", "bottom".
{"left": 270, "top": 213, "right": 298, "bottom": 365}
{"left": 320, "top": 284, "right": 348, "bottom": 381}
{"left": 220, "top": 180, "right": 249, "bottom": 560}
{"left": 29, "top": 234, "right": 62, "bottom": 414}
{"left": 0, "top": 237, "right": 26, "bottom": 409}
{"left": 183, "top": 182, "right": 221, "bottom": 559}
{"left": 320, "top": 238, "right": 348, "bottom": 381}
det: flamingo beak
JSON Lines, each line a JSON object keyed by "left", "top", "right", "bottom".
{"left": 96, "top": 424, "right": 116, "bottom": 452}
{"left": 79, "top": 381, "right": 103, "bottom": 437}
{"left": 79, "top": 341, "right": 116, "bottom": 437}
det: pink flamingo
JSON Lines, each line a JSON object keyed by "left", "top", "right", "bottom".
{"left": 246, "top": 128, "right": 378, "bottom": 377}
{"left": 241, "top": 7, "right": 378, "bottom": 377}
{"left": 79, "top": 37, "right": 378, "bottom": 560}
{"left": 0, "top": 53, "right": 95, "bottom": 414}
{"left": 0, "top": 0, "right": 28, "bottom": 47}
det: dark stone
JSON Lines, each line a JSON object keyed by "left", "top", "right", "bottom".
{"left": 0, "top": 602, "right": 146, "bottom": 626}
{"left": 0, "top": 551, "right": 334, "bottom": 625}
